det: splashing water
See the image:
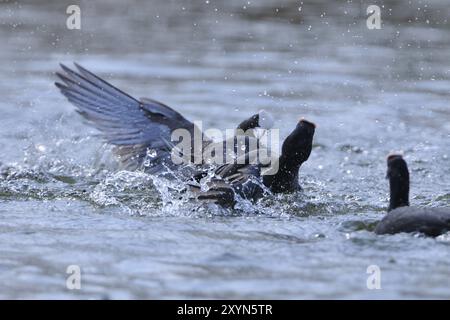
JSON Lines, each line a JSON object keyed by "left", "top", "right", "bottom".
{"left": 0, "top": 0, "right": 449, "bottom": 299}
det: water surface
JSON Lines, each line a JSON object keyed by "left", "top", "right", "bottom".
{"left": 0, "top": 0, "right": 449, "bottom": 299}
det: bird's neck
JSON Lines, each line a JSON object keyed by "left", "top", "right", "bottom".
{"left": 388, "top": 178, "right": 409, "bottom": 211}
{"left": 263, "top": 154, "right": 301, "bottom": 193}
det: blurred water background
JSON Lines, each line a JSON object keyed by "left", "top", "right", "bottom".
{"left": 0, "top": 0, "right": 449, "bottom": 299}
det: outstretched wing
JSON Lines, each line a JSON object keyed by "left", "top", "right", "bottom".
{"left": 55, "top": 63, "right": 197, "bottom": 172}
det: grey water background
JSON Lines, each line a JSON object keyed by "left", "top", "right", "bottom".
{"left": 0, "top": 0, "right": 449, "bottom": 299}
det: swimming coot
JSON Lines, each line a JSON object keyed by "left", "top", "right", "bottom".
{"left": 374, "top": 154, "right": 450, "bottom": 236}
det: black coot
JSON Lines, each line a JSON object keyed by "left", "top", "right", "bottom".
{"left": 192, "top": 119, "right": 315, "bottom": 206}
{"left": 374, "top": 154, "right": 450, "bottom": 236}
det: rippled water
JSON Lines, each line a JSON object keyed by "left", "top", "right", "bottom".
{"left": 1, "top": 0, "right": 449, "bottom": 299}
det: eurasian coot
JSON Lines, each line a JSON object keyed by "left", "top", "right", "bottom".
{"left": 374, "top": 154, "right": 450, "bottom": 236}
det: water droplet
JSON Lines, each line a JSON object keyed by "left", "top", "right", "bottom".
{"left": 35, "top": 144, "right": 46, "bottom": 152}
{"left": 146, "top": 149, "right": 157, "bottom": 158}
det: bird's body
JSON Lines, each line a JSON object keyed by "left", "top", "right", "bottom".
{"left": 55, "top": 63, "right": 315, "bottom": 206}
{"left": 374, "top": 154, "right": 450, "bottom": 236}
{"left": 374, "top": 206, "right": 450, "bottom": 236}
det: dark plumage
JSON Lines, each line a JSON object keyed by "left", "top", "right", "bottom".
{"left": 55, "top": 63, "right": 316, "bottom": 207}
{"left": 55, "top": 63, "right": 199, "bottom": 174}
{"left": 386, "top": 154, "right": 410, "bottom": 211}
{"left": 236, "top": 110, "right": 274, "bottom": 133}
{"left": 374, "top": 155, "right": 450, "bottom": 236}
{"left": 263, "top": 119, "right": 315, "bottom": 193}
{"left": 191, "top": 120, "right": 315, "bottom": 206}
{"left": 55, "top": 63, "right": 268, "bottom": 174}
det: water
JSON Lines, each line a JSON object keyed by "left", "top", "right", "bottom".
{"left": 1, "top": 0, "right": 449, "bottom": 299}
